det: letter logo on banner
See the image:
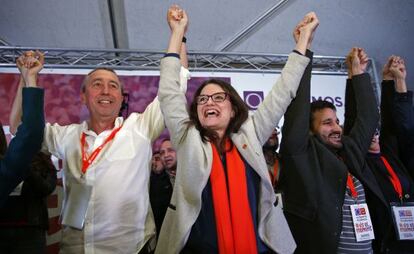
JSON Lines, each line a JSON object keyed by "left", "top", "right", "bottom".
{"left": 244, "top": 91, "right": 264, "bottom": 110}
{"left": 311, "top": 96, "right": 343, "bottom": 108}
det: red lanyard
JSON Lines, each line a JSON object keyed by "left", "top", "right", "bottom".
{"left": 269, "top": 159, "right": 279, "bottom": 187}
{"left": 380, "top": 156, "right": 403, "bottom": 200}
{"left": 339, "top": 155, "right": 358, "bottom": 199}
{"left": 347, "top": 173, "right": 358, "bottom": 199}
{"left": 273, "top": 159, "right": 279, "bottom": 187}
{"left": 80, "top": 126, "right": 122, "bottom": 173}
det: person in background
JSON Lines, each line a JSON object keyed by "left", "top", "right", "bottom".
{"left": 150, "top": 138, "right": 178, "bottom": 237}
{"left": 150, "top": 149, "right": 173, "bottom": 238}
{"left": 263, "top": 128, "right": 280, "bottom": 190}
{"left": 159, "top": 138, "right": 177, "bottom": 185}
{"left": 151, "top": 151, "right": 164, "bottom": 174}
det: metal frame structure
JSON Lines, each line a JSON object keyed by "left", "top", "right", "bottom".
{"left": 0, "top": 46, "right": 381, "bottom": 97}
{"left": 0, "top": 46, "right": 350, "bottom": 75}
{"left": 0, "top": 46, "right": 381, "bottom": 103}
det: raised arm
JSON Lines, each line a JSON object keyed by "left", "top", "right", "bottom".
{"left": 390, "top": 57, "right": 414, "bottom": 171}
{"left": 158, "top": 5, "right": 190, "bottom": 144}
{"left": 279, "top": 13, "right": 318, "bottom": 155}
{"left": 0, "top": 87, "right": 45, "bottom": 206}
{"left": 139, "top": 8, "right": 189, "bottom": 142}
{"left": 343, "top": 48, "right": 369, "bottom": 135}
{"left": 343, "top": 78, "right": 356, "bottom": 135}
{"left": 380, "top": 56, "right": 399, "bottom": 143}
{"left": 391, "top": 57, "right": 408, "bottom": 94}
{"left": 9, "top": 78, "right": 24, "bottom": 135}
{"left": 180, "top": 32, "right": 188, "bottom": 69}
{"left": 346, "top": 48, "right": 379, "bottom": 153}
{"left": 10, "top": 51, "right": 44, "bottom": 135}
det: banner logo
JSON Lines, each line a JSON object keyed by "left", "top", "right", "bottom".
{"left": 355, "top": 207, "right": 366, "bottom": 216}
{"left": 399, "top": 210, "right": 413, "bottom": 217}
{"left": 244, "top": 91, "right": 264, "bottom": 110}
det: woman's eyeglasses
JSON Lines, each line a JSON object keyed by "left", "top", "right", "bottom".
{"left": 195, "top": 92, "right": 228, "bottom": 105}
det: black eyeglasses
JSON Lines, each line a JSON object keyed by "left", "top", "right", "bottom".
{"left": 195, "top": 92, "right": 228, "bottom": 105}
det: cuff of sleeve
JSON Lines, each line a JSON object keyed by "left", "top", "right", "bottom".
{"left": 292, "top": 50, "right": 303, "bottom": 56}
{"left": 351, "top": 73, "right": 369, "bottom": 79}
{"left": 395, "top": 90, "right": 413, "bottom": 102}
{"left": 305, "top": 49, "right": 313, "bottom": 59}
{"left": 164, "top": 53, "right": 180, "bottom": 59}
{"left": 293, "top": 49, "right": 313, "bottom": 59}
{"left": 180, "top": 66, "right": 191, "bottom": 80}
{"left": 22, "top": 87, "right": 44, "bottom": 96}
{"left": 382, "top": 80, "right": 394, "bottom": 85}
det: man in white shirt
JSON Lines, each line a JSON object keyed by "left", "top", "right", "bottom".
{"left": 10, "top": 42, "right": 189, "bottom": 253}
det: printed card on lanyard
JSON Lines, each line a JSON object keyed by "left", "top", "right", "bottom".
{"left": 61, "top": 182, "right": 92, "bottom": 230}
{"left": 390, "top": 202, "right": 414, "bottom": 240}
{"left": 350, "top": 203, "right": 375, "bottom": 242}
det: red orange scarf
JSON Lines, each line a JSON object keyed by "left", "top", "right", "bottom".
{"left": 210, "top": 140, "right": 258, "bottom": 254}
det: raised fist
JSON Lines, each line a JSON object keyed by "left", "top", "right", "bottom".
{"left": 293, "top": 12, "right": 319, "bottom": 49}
{"left": 16, "top": 50, "right": 44, "bottom": 87}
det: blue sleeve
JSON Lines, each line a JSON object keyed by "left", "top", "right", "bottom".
{"left": 0, "top": 88, "right": 45, "bottom": 206}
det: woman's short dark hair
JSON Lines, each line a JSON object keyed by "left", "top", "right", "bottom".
{"left": 188, "top": 79, "right": 248, "bottom": 150}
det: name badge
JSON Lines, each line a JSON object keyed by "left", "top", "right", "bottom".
{"left": 61, "top": 182, "right": 92, "bottom": 230}
{"left": 391, "top": 203, "right": 414, "bottom": 240}
{"left": 350, "top": 203, "right": 375, "bottom": 242}
{"left": 275, "top": 192, "right": 283, "bottom": 209}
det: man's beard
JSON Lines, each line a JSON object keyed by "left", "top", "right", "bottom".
{"left": 263, "top": 143, "right": 278, "bottom": 152}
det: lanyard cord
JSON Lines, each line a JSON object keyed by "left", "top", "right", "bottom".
{"left": 347, "top": 173, "right": 358, "bottom": 199}
{"left": 80, "top": 126, "right": 122, "bottom": 173}
{"left": 380, "top": 156, "right": 403, "bottom": 201}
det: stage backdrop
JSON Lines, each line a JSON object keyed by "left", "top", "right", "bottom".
{"left": 0, "top": 67, "right": 346, "bottom": 253}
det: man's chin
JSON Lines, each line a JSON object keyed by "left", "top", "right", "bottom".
{"left": 328, "top": 141, "right": 343, "bottom": 149}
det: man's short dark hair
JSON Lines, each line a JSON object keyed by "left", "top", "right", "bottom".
{"left": 81, "top": 67, "right": 124, "bottom": 93}
{"left": 310, "top": 100, "right": 337, "bottom": 127}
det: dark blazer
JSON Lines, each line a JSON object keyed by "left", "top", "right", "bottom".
{"left": 344, "top": 79, "right": 414, "bottom": 253}
{"left": 150, "top": 170, "right": 173, "bottom": 235}
{"left": 0, "top": 152, "right": 56, "bottom": 229}
{"left": 392, "top": 86, "right": 414, "bottom": 174}
{"left": 278, "top": 51, "right": 387, "bottom": 254}
{"left": 0, "top": 88, "right": 44, "bottom": 206}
